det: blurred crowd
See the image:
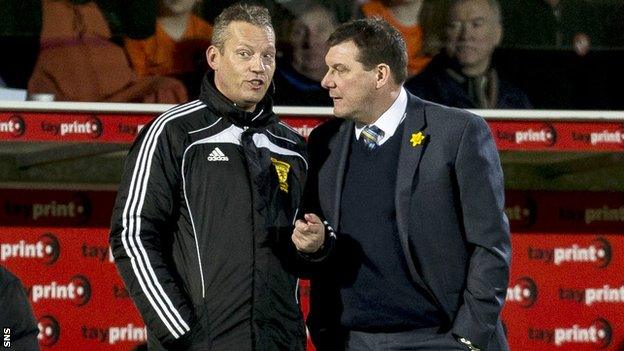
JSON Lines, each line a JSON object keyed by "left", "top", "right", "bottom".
{"left": 1, "top": 0, "right": 623, "bottom": 109}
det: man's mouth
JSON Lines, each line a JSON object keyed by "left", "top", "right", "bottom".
{"left": 247, "top": 79, "right": 265, "bottom": 89}
{"left": 457, "top": 44, "right": 479, "bottom": 51}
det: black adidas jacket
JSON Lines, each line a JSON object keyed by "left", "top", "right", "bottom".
{"left": 110, "top": 72, "right": 310, "bottom": 350}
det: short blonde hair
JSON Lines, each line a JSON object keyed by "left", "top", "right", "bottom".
{"left": 212, "top": 3, "right": 274, "bottom": 52}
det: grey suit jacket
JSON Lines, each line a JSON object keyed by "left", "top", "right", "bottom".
{"left": 302, "top": 92, "right": 511, "bottom": 351}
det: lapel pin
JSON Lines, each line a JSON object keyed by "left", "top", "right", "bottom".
{"left": 410, "top": 131, "right": 426, "bottom": 147}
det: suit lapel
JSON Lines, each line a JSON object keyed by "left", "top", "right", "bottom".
{"left": 318, "top": 120, "right": 353, "bottom": 229}
{"left": 395, "top": 94, "right": 427, "bottom": 241}
{"left": 395, "top": 94, "right": 433, "bottom": 292}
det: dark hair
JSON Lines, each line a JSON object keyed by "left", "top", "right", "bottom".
{"left": 212, "top": 3, "right": 274, "bottom": 52}
{"left": 327, "top": 17, "right": 408, "bottom": 83}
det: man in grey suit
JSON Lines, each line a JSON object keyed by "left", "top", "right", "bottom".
{"left": 294, "top": 17, "right": 511, "bottom": 351}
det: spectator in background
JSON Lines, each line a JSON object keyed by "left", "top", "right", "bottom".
{"left": 0, "top": 0, "right": 41, "bottom": 90}
{"left": 27, "top": 0, "right": 187, "bottom": 103}
{"left": 278, "top": 0, "right": 359, "bottom": 24}
{"left": 272, "top": 3, "right": 337, "bottom": 106}
{"left": 316, "top": 0, "right": 359, "bottom": 24}
{"left": 0, "top": 265, "right": 39, "bottom": 351}
{"left": 359, "top": 0, "right": 436, "bottom": 76}
{"left": 125, "top": 0, "right": 212, "bottom": 98}
{"left": 501, "top": 0, "right": 605, "bottom": 53}
{"left": 201, "top": 0, "right": 276, "bottom": 24}
{"left": 406, "top": 0, "right": 532, "bottom": 109}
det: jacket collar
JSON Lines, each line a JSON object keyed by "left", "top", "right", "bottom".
{"left": 199, "top": 70, "right": 278, "bottom": 128}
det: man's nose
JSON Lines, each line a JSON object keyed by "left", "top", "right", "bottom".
{"left": 321, "top": 71, "right": 334, "bottom": 89}
{"left": 250, "top": 55, "right": 265, "bottom": 73}
{"left": 449, "top": 21, "right": 471, "bottom": 39}
{"left": 460, "top": 26, "right": 471, "bottom": 39}
{"left": 459, "top": 23, "right": 476, "bottom": 39}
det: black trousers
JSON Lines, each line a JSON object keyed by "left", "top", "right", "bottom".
{"left": 345, "top": 327, "right": 467, "bottom": 351}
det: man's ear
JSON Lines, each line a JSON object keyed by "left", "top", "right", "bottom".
{"left": 206, "top": 45, "right": 220, "bottom": 71}
{"left": 494, "top": 22, "right": 503, "bottom": 47}
{"left": 375, "top": 64, "right": 391, "bottom": 89}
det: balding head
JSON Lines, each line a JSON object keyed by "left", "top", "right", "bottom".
{"left": 445, "top": 0, "right": 502, "bottom": 76}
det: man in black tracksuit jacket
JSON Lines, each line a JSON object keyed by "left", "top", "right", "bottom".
{"left": 109, "top": 4, "right": 327, "bottom": 350}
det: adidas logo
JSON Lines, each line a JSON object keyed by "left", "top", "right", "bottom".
{"left": 207, "top": 147, "right": 229, "bottom": 161}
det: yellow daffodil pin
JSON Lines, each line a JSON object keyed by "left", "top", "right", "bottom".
{"left": 410, "top": 131, "right": 426, "bottom": 147}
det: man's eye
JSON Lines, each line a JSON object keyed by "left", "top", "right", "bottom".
{"left": 448, "top": 22, "right": 462, "bottom": 31}
{"left": 238, "top": 51, "right": 251, "bottom": 57}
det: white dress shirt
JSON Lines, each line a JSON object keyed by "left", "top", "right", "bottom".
{"left": 354, "top": 87, "right": 408, "bottom": 146}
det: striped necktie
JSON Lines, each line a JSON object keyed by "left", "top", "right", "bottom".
{"left": 360, "top": 125, "right": 384, "bottom": 151}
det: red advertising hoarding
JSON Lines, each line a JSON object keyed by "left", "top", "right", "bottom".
{"left": 2, "top": 107, "right": 624, "bottom": 350}
{"left": 2, "top": 189, "right": 624, "bottom": 350}
{"left": 1, "top": 227, "right": 144, "bottom": 350}
{"left": 3, "top": 111, "right": 624, "bottom": 152}
{"left": 503, "top": 234, "right": 624, "bottom": 350}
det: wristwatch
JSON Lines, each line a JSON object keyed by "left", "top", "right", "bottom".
{"left": 457, "top": 336, "right": 481, "bottom": 351}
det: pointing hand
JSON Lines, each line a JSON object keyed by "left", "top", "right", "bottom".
{"left": 292, "top": 213, "right": 325, "bottom": 253}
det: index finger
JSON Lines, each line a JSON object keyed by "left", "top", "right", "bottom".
{"left": 304, "top": 213, "right": 322, "bottom": 224}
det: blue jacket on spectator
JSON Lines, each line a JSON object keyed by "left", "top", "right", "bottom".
{"left": 405, "top": 52, "right": 532, "bottom": 109}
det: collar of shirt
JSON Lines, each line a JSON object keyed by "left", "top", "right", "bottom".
{"left": 355, "top": 87, "right": 408, "bottom": 146}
